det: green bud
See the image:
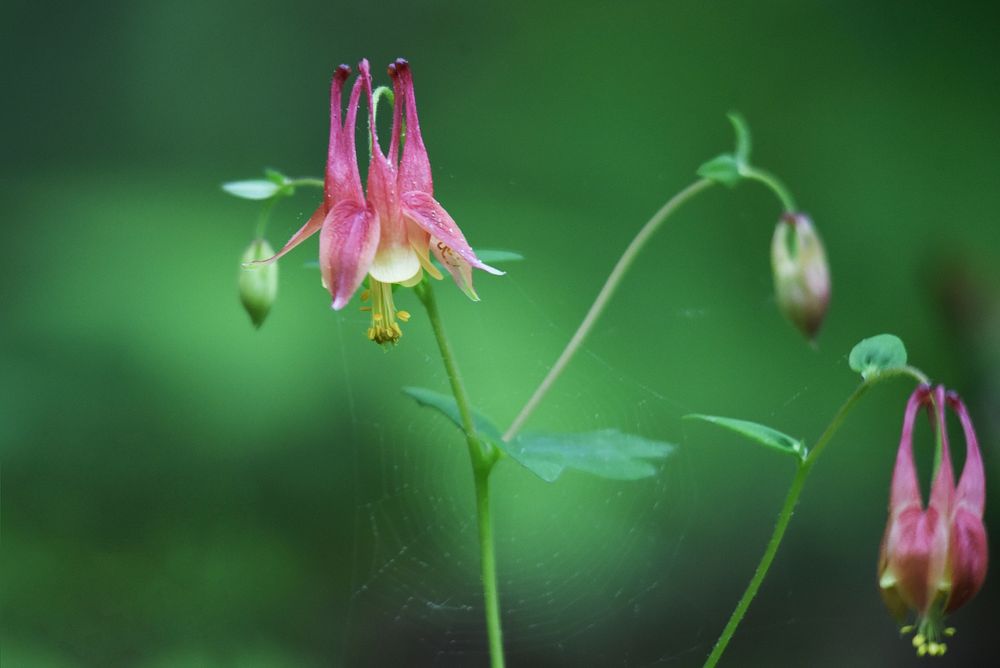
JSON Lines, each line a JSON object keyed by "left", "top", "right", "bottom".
{"left": 239, "top": 239, "right": 278, "bottom": 328}
{"left": 771, "top": 213, "right": 830, "bottom": 340}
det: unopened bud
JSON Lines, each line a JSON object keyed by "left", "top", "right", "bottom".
{"left": 771, "top": 213, "right": 830, "bottom": 340}
{"left": 239, "top": 239, "right": 278, "bottom": 328}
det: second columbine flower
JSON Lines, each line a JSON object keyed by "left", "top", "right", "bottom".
{"left": 878, "top": 384, "right": 988, "bottom": 656}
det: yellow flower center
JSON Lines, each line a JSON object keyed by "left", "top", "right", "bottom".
{"left": 360, "top": 279, "right": 410, "bottom": 346}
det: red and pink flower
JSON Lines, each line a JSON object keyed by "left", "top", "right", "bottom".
{"left": 878, "top": 384, "right": 988, "bottom": 656}
{"left": 249, "top": 59, "right": 501, "bottom": 344}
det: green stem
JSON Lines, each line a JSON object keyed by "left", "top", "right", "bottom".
{"left": 287, "top": 177, "right": 324, "bottom": 189}
{"left": 415, "top": 281, "right": 505, "bottom": 668}
{"left": 741, "top": 165, "right": 797, "bottom": 212}
{"left": 474, "top": 466, "right": 504, "bottom": 667}
{"left": 703, "top": 368, "right": 927, "bottom": 667}
{"left": 502, "top": 178, "right": 715, "bottom": 441}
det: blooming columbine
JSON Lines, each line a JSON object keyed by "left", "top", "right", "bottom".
{"left": 879, "top": 384, "right": 988, "bottom": 656}
{"left": 248, "top": 59, "right": 501, "bottom": 344}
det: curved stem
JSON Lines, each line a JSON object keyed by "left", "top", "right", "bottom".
{"left": 702, "top": 460, "right": 810, "bottom": 668}
{"left": 703, "top": 368, "right": 927, "bottom": 667}
{"left": 502, "top": 178, "right": 715, "bottom": 441}
{"left": 415, "top": 281, "right": 505, "bottom": 668}
{"left": 741, "top": 166, "right": 796, "bottom": 212}
{"left": 287, "top": 177, "right": 325, "bottom": 189}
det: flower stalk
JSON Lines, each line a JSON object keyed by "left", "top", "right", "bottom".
{"left": 415, "top": 280, "right": 505, "bottom": 668}
{"left": 703, "top": 365, "right": 930, "bottom": 668}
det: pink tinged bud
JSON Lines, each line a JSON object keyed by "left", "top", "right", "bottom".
{"left": 770, "top": 213, "right": 830, "bottom": 340}
{"left": 879, "top": 385, "right": 989, "bottom": 654}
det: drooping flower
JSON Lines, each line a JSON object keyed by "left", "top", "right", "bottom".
{"left": 878, "top": 384, "right": 988, "bottom": 656}
{"left": 248, "top": 59, "right": 502, "bottom": 344}
{"left": 770, "top": 212, "right": 830, "bottom": 340}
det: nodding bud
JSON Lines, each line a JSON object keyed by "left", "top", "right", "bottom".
{"left": 239, "top": 239, "right": 279, "bottom": 329}
{"left": 770, "top": 212, "right": 831, "bottom": 340}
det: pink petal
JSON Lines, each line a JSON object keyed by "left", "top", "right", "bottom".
{"left": 945, "top": 506, "right": 989, "bottom": 613}
{"left": 400, "top": 190, "right": 503, "bottom": 276}
{"left": 927, "top": 385, "right": 956, "bottom": 519}
{"left": 243, "top": 204, "right": 325, "bottom": 267}
{"left": 943, "top": 390, "right": 988, "bottom": 613}
{"left": 391, "top": 59, "right": 433, "bottom": 195}
{"left": 319, "top": 200, "right": 379, "bottom": 310}
{"left": 359, "top": 59, "right": 406, "bottom": 248}
{"left": 430, "top": 236, "right": 479, "bottom": 301}
{"left": 888, "top": 385, "right": 930, "bottom": 512}
{"left": 948, "top": 391, "right": 985, "bottom": 513}
{"left": 326, "top": 70, "right": 365, "bottom": 206}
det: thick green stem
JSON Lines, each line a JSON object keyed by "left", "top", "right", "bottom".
{"left": 703, "top": 368, "right": 927, "bottom": 667}
{"left": 503, "top": 178, "right": 715, "bottom": 441}
{"left": 415, "top": 281, "right": 505, "bottom": 668}
{"left": 474, "top": 467, "right": 504, "bottom": 668}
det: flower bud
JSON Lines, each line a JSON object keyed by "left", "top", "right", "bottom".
{"left": 239, "top": 239, "right": 279, "bottom": 328}
{"left": 770, "top": 213, "right": 830, "bottom": 340}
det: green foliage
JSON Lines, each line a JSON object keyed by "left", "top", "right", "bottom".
{"left": 697, "top": 154, "right": 742, "bottom": 187}
{"left": 402, "top": 387, "right": 675, "bottom": 482}
{"left": 696, "top": 111, "right": 754, "bottom": 187}
{"left": 401, "top": 386, "right": 502, "bottom": 440}
{"left": 222, "top": 180, "right": 283, "bottom": 200}
{"left": 685, "top": 414, "right": 806, "bottom": 461}
{"left": 505, "top": 430, "right": 675, "bottom": 482}
{"left": 849, "top": 334, "right": 908, "bottom": 381}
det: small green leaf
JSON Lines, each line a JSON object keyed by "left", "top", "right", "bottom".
{"left": 264, "top": 169, "right": 289, "bottom": 186}
{"left": 504, "top": 430, "right": 675, "bottom": 482}
{"left": 685, "top": 414, "right": 806, "bottom": 460}
{"left": 849, "top": 334, "right": 908, "bottom": 381}
{"left": 401, "top": 387, "right": 502, "bottom": 440}
{"left": 727, "top": 111, "right": 753, "bottom": 165}
{"left": 697, "top": 154, "right": 742, "bottom": 187}
{"left": 222, "top": 180, "right": 282, "bottom": 200}
{"left": 473, "top": 249, "right": 524, "bottom": 264}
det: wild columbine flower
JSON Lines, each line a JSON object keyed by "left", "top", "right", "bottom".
{"left": 879, "top": 384, "right": 988, "bottom": 656}
{"left": 770, "top": 212, "right": 830, "bottom": 340}
{"left": 248, "top": 59, "right": 501, "bottom": 344}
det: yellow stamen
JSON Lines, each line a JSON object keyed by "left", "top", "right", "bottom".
{"left": 365, "top": 278, "right": 406, "bottom": 345}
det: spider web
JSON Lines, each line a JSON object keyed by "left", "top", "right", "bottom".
{"left": 330, "top": 270, "right": 822, "bottom": 667}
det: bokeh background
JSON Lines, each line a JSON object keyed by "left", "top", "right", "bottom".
{"left": 3, "top": 1, "right": 999, "bottom": 666}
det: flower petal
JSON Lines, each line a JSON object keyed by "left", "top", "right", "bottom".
{"left": 320, "top": 200, "right": 379, "bottom": 310}
{"left": 943, "top": 391, "right": 988, "bottom": 613}
{"left": 391, "top": 58, "right": 433, "bottom": 195}
{"left": 326, "top": 68, "right": 365, "bottom": 206}
{"left": 243, "top": 204, "right": 325, "bottom": 267}
{"left": 400, "top": 190, "right": 504, "bottom": 276}
{"left": 430, "top": 237, "right": 478, "bottom": 301}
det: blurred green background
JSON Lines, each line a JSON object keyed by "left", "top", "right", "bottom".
{"left": 3, "top": 1, "right": 998, "bottom": 666}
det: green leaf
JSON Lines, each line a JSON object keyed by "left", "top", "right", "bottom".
{"left": 222, "top": 180, "right": 282, "bottom": 200}
{"left": 849, "top": 334, "right": 908, "bottom": 381}
{"left": 697, "top": 154, "right": 742, "bottom": 187}
{"left": 264, "top": 169, "right": 289, "bottom": 186}
{"left": 401, "top": 387, "right": 502, "bottom": 440}
{"left": 685, "top": 414, "right": 806, "bottom": 460}
{"left": 727, "top": 111, "right": 753, "bottom": 165}
{"left": 472, "top": 249, "right": 524, "bottom": 264}
{"left": 504, "top": 430, "right": 675, "bottom": 482}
